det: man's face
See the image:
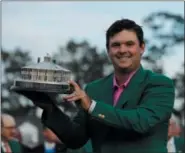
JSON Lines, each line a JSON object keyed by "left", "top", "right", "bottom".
{"left": 1, "top": 119, "right": 16, "bottom": 141}
{"left": 108, "top": 30, "right": 145, "bottom": 72}
{"left": 168, "top": 119, "right": 181, "bottom": 138}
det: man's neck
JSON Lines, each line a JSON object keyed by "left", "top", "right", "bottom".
{"left": 115, "top": 68, "right": 138, "bottom": 86}
{"left": 114, "top": 72, "right": 131, "bottom": 86}
{"left": 114, "top": 66, "right": 140, "bottom": 86}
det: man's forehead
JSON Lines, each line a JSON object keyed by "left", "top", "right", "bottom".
{"left": 110, "top": 30, "right": 138, "bottom": 43}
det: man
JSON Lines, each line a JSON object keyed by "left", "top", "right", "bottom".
{"left": 1, "top": 114, "right": 22, "bottom": 153}
{"left": 26, "top": 19, "right": 175, "bottom": 153}
{"left": 167, "top": 115, "right": 184, "bottom": 153}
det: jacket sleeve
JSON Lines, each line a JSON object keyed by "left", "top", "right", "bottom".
{"left": 41, "top": 105, "right": 89, "bottom": 149}
{"left": 89, "top": 75, "right": 175, "bottom": 134}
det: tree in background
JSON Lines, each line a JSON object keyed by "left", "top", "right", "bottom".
{"left": 142, "top": 11, "right": 184, "bottom": 124}
{"left": 52, "top": 40, "right": 112, "bottom": 87}
{"left": 175, "top": 62, "right": 184, "bottom": 103}
{"left": 173, "top": 62, "right": 184, "bottom": 125}
{"left": 1, "top": 48, "right": 33, "bottom": 112}
{"left": 142, "top": 11, "right": 184, "bottom": 73}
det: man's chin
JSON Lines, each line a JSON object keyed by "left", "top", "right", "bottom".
{"left": 118, "top": 61, "right": 131, "bottom": 67}
{"left": 117, "top": 65, "right": 133, "bottom": 73}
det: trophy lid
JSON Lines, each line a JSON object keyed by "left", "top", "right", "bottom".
{"left": 22, "top": 54, "right": 70, "bottom": 72}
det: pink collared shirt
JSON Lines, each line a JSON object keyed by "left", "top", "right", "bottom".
{"left": 88, "top": 69, "right": 138, "bottom": 113}
{"left": 113, "top": 70, "right": 137, "bottom": 106}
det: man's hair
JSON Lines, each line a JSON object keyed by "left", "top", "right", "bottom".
{"left": 106, "top": 19, "right": 144, "bottom": 49}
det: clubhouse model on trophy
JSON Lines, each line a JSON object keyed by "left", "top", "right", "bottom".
{"left": 11, "top": 54, "right": 78, "bottom": 115}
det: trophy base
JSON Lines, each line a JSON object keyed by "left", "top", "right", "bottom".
{"left": 11, "top": 80, "right": 72, "bottom": 94}
{"left": 10, "top": 80, "right": 74, "bottom": 106}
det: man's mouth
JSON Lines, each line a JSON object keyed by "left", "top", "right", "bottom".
{"left": 117, "top": 56, "right": 131, "bottom": 60}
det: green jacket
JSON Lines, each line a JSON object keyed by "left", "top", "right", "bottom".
{"left": 42, "top": 66, "right": 175, "bottom": 153}
{"left": 1, "top": 139, "right": 22, "bottom": 153}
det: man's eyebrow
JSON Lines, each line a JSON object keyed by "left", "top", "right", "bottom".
{"left": 110, "top": 40, "right": 135, "bottom": 44}
{"left": 111, "top": 41, "right": 120, "bottom": 44}
{"left": 110, "top": 42, "right": 121, "bottom": 46}
{"left": 125, "top": 40, "right": 135, "bottom": 42}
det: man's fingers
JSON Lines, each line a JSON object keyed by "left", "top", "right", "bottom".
{"left": 65, "top": 97, "right": 80, "bottom": 102}
{"left": 63, "top": 94, "right": 75, "bottom": 99}
{"left": 62, "top": 81, "right": 86, "bottom": 102}
{"left": 63, "top": 94, "right": 80, "bottom": 102}
{"left": 68, "top": 80, "right": 80, "bottom": 90}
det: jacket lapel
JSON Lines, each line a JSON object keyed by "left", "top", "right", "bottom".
{"left": 102, "top": 74, "right": 114, "bottom": 106}
{"left": 115, "top": 66, "right": 146, "bottom": 108}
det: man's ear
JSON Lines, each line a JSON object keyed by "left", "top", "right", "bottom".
{"left": 140, "top": 43, "right": 145, "bottom": 56}
{"left": 106, "top": 50, "right": 111, "bottom": 62}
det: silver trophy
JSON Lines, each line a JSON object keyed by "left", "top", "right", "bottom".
{"left": 11, "top": 54, "right": 78, "bottom": 116}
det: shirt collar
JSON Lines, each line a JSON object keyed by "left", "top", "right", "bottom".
{"left": 113, "top": 69, "right": 138, "bottom": 89}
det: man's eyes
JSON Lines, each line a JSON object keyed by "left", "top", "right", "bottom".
{"left": 110, "top": 41, "right": 135, "bottom": 47}
{"left": 111, "top": 42, "right": 120, "bottom": 47}
{"left": 126, "top": 42, "right": 134, "bottom": 46}
{"left": 111, "top": 43, "right": 120, "bottom": 47}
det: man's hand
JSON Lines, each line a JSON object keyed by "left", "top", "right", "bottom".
{"left": 63, "top": 80, "right": 92, "bottom": 111}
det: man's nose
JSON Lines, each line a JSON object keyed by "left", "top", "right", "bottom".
{"left": 119, "top": 44, "right": 127, "bottom": 53}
